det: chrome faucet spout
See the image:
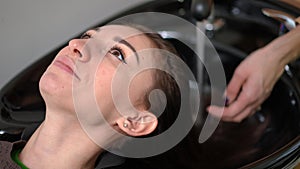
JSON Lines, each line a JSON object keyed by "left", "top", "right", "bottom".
{"left": 262, "top": 8, "right": 298, "bottom": 31}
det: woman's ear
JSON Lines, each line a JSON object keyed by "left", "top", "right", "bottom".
{"left": 116, "top": 111, "right": 158, "bottom": 137}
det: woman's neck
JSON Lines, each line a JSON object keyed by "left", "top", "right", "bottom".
{"left": 19, "top": 109, "right": 103, "bottom": 169}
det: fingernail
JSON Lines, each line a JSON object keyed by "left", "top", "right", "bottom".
{"left": 225, "top": 97, "right": 229, "bottom": 106}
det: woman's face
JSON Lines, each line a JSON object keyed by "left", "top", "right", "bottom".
{"left": 39, "top": 25, "right": 158, "bottom": 127}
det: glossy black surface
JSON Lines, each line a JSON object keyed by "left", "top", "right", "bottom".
{"left": 0, "top": 0, "right": 300, "bottom": 168}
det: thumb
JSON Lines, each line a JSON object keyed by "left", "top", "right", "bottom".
{"left": 226, "top": 70, "right": 247, "bottom": 104}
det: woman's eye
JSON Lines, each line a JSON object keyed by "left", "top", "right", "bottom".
{"left": 80, "top": 33, "right": 91, "bottom": 39}
{"left": 109, "top": 48, "right": 126, "bottom": 64}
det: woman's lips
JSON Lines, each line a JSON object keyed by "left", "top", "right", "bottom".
{"left": 53, "top": 56, "right": 80, "bottom": 80}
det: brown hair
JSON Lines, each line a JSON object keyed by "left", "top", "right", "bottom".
{"left": 123, "top": 23, "right": 182, "bottom": 135}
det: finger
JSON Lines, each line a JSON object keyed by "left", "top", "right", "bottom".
{"left": 208, "top": 104, "right": 256, "bottom": 123}
{"left": 226, "top": 70, "right": 247, "bottom": 104}
{"left": 222, "top": 99, "right": 264, "bottom": 122}
{"left": 208, "top": 88, "right": 265, "bottom": 123}
{"left": 230, "top": 101, "right": 264, "bottom": 122}
{"left": 207, "top": 86, "right": 263, "bottom": 121}
{"left": 229, "top": 108, "right": 255, "bottom": 123}
{"left": 206, "top": 105, "right": 225, "bottom": 118}
{"left": 222, "top": 96, "right": 252, "bottom": 119}
{"left": 207, "top": 94, "right": 249, "bottom": 120}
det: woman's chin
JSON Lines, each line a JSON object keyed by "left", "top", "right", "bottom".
{"left": 39, "top": 71, "right": 72, "bottom": 99}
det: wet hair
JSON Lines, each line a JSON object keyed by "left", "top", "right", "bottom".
{"left": 108, "top": 23, "right": 186, "bottom": 169}
{"left": 123, "top": 24, "right": 182, "bottom": 135}
{"left": 144, "top": 34, "right": 181, "bottom": 135}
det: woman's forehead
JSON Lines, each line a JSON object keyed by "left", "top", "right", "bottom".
{"left": 97, "top": 25, "right": 145, "bottom": 38}
{"left": 91, "top": 25, "right": 155, "bottom": 49}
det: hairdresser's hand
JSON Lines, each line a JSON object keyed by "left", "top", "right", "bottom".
{"left": 207, "top": 47, "right": 286, "bottom": 122}
{"left": 207, "top": 26, "right": 300, "bottom": 122}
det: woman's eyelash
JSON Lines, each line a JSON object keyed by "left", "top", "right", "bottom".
{"left": 80, "top": 32, "right": 91, "bottom": 39}
{"left": 109, "top": 46, "right": 127, "bottom": 64}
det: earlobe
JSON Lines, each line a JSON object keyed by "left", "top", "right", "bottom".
{"left": 117, "top": 111, "right": 158, "bottom": 137}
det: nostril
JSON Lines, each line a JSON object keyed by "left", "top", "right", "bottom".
{"left": 74, "top": 48, "right": 83, "bottom": 58}
{"left": 68, "top": 39, "right": 89, "bottom": 62}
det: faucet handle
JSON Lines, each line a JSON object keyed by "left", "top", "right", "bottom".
{"left": 191, "top": 0, "right": 214, "bottom": 21}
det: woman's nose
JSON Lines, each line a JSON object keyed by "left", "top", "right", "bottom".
{"left": 68, "top": 39, "right": 89, "bottom": 62}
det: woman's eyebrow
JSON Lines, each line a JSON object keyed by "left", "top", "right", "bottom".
{"left": 113, "top": 36, "right": 139, "bottom": 62}
{"left": 91, "top": 27, "right": 101, "bottom": 32}
{"left": 80, "top": 27, "right": 100, "bottom": 38}
{"left": 113, "top": 37, "right": 137, "bottom": 53}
